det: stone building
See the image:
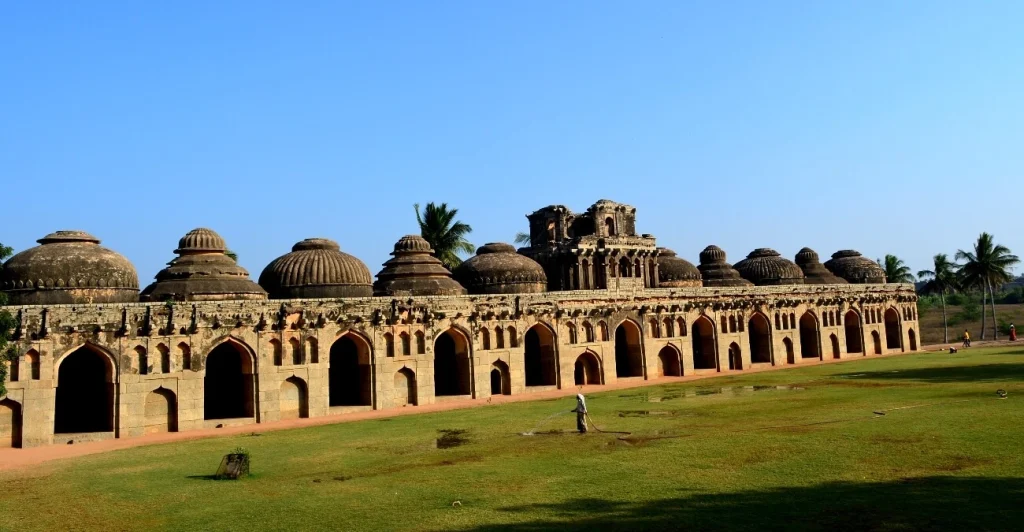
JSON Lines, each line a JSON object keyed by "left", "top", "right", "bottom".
{"left": 0, "top": 201, "right": 918, "bottom": 449}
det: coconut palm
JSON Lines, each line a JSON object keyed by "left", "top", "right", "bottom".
{"left": 414, "top": 202, "right": 474, "bottom": 270}
{"left": 225, "top": 250, "right": 238, "bottom": 262}
{"left": 956, "top": 233, "right": 1019, "bottom": 340}
{"left": 514, "top": 232, "right": 530, "bottom": 246}
{"left": 918, "top": 254, "right": 959, "bottom": 343}
{"left": 879, "top": 254, "right": 915, "bottom": 284}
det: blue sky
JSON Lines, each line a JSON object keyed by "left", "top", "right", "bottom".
{"left": 2, "top": 1, "right": 1022, "bottom": 284}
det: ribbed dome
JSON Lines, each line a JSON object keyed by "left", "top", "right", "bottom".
{"left": 259, "top": 238, "right": 373, "bottom": 299}
{"left": 824, "top": 250, "right": 886, "bottom": 284}
{"left": 1, "top": 230, "right": 139, "bottom": 305}
{"left": 176, "top": 228, "right": 226, "bottom": 253}
{"left": 733, "top": 248, "right": 805, "bottom": 286}
{"left": 453, "top": 242, "right": 547, "bottom": 294}
{"left": 795, "top": 247, "right": 848, "bottom": 285}
{"left": 374, "top": 236, "right": 466, "bottom": 296}
{"left": 141, "top": 228, "right": 267, "bottom": 301}
{"left": 697, "top": 245, "right": 753, "bottom": 287}
{"left": 656, "top": 248, "right": 701, "bottom": 288}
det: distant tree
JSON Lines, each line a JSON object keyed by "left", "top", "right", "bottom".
{"left": 225, "top": 250, "right": 238, "bottom": 262}
{"left": 514, "top": 232, "right": 530, "bottom": 246}
{"left": 956, "top": 233, "right": 1019, "bottom": 340}
{"left": 918, "top": 254, "right": 959, "bottom": 343}
{"left": 414, "top": 202, "right": 474, "bottom": 270}
{"left": 0, "top": 242, "right": 16, "bottom": 397}
{"left": 879, "top": 255, "right": 915, "bottom": 284}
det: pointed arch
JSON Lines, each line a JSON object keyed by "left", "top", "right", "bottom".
{"left": 270, "top": 338, "right": 283, "bottom": 366}
{"left": 782, "top": 314, "right": 789, "bottom": 330}
{"left": 400, "top": 331, "right": 411, "bottom": 356}
{"left": 25, "top": 349, "right": 40, "bottom": 380}
{"left": 599, "top": 321, "right": 610, "bottom": 341}
{"left": 748, "top": 313, "right": 772, "bottom": 364}
{"left": 649, "top": 318, "right": 661, "bottom": 339}
{"left": 830, "top": 334, "right": 841, "bottom": 359}
{"left": 415, "top": 331, "right": 426, "bottom": 354}
{"left": 495, "top": 326, "right": 505, "bottom": 349}
{"left": 525, "top": 323, "right": 558, "bottom": 387}
{"left": 329, "top": 331, "right": 373, "bottom": 407}
{"left": 306, "top": 336, "right": 319, "bottom": 364}
{"left": 583, "top": 321, "right": 595, "bottom": 343}
{"left": 908, "top": 329, "right": 917, "bottom": 351}
{"left": 884, "top": 308, "right": 902, "bottom": 351}
{"left": 384, "top": 332, "right": 395, "bottom": 358}
{"left": 872, "top": 330, "right": 882, "bottom": 354}
{"left": 799, "top": 312, "right": 821, "bottom": 360}
{"left": 507, "top": 326, "right": 518, "bottom": 348}
{"left": 663, "top": 317, "right": 674, "bottom": 338}
{"left": 157, "top": 343, "right": 171, "bottom": 373}
{"left": 178, "top": 342, "right": 192, "bottom": 371}
{"left": 729, "top": 316, "right": 737, "bottom": 333}
{"left": 481, "top": 327, "right": 491, "bottom": 350}
{"left": 692, "top": 315, "right": 717, "bottom": 370}
{"left": 204, "top": 337, "right": 257, "bottom": 420}
{"left": 615, "top": 319, "right": 644, "bottom": 377}
{"left": 289, "top": 337, "right": 302, "bottom": 365}
{"left": 434, "top": 328, "right": 472, "bottom": 397}
{"left": 657, "top": 345, "right": 682, "bottom": 376}
{"left": 574, "top": 351, "right": 603, "bottom": 385}
{"left": 280, "top": 376, "right": 309, "bottom": 419}
{"left": 727, "top": 342, "right": 742, "bottom": 370}
{"left": 135, "top": 345, "right": 149, "bottom": 375}
{"left": 844, "top": 310, "right": 863, "bottom": 354}
{"left": 395, "top": 368, "right": 418, "bottom": 405}
{"left": 55, "top": 343, "right": 116, "bottom": 434}
{"left": 490, "top": 361, "right": 511, "bottom": 396}
{"left": 566, "top": 322, "right": 578, "bottom": 344}
{"left": 145, "top": 388, "right": 178, "bottom": 433}
{"left": 677, "top": 317, "right": 686, "bottom": 337}
{"left": 0, "top": 399, "right": 23, "bottom": 448}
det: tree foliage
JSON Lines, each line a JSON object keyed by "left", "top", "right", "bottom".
{"left": 414, "top": 202, "right": 474, "bottom": 270}
{"left": 513, "top": 232, "right": 530, "bottom": 246}
{"left": 880, "top": 254, "right": 915, "bottom": 284}
{"left": 918, "top": 253, "right": 958, "bottom": 343}
{"left": 956, "top": 233, "right": 1019, "bottom": 339}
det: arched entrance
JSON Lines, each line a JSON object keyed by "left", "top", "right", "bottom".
{"left": 748, "top": 314, "right": 772, "bottom": 364}
{"left": 144, "top": 388, "right": 178, "bottom": 434}
{"left": 280, "top": 377, "right": 309, "bottom": 419}
{"left": 614, "top": 320, "right": 644, "bottom": 377}
{"left": 872, "top": 331, "right": 882, "bottom": 354}
{"left": 799, "top": 313, "right": 821, "bottom": 360}
{"left": 574, "top": 351, "right": 602, "bottom": 385}
{"left": 55, "top": 346, "right": 115, "bottom": 433}
{"left": 490, "top": 361, "right": 511, "bottom": 395}
{"left": 727, "top": 342, "right": 742, "bottom": 370}
{"left": 204, "top": 340, "right": 256, "bottom": 420}
{"left": 0, "top": 399, "right": 22, "bottom": 448}
{"left": 658, "top": 345, "right": 682, "bottom": 376}
{"left": 434, "top": 329, "right": 471, "bottom": 396}
{"left": 524, "top": 324, "right": 557, "bottom": 386}
{"left": 884, "top": 309, "right": 902, "bottom": 351}
{"left": 329, "top": 334, "right": 373, "bottom": 406}
{"left": 784, "top": 337, "right": 795, "bottom": 364}
{"left": 908, "top": 329, "right": 918, "bottom": 351}
{"left": 395, "top": 368, "right": 417, "bottom": 406}
{"left": 691, "top": 316, "right": 717, "bottom": 370}
{"left": 830, "top": 334, "right": 841, "bottom": 359}
{"left": 844, "top": 311, "right": 863, "bottom": 353}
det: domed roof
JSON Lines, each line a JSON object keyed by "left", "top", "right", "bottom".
{"left": 0, "top": 230, "right": 139, "bottom": 305}
{"left": 258, "top": 238, "right": 373, "bottom": 299}
{"left": 824, "top": 250, "right": 886, "bottom": 284}
{"left": 453, "top": 243, "right": 547, "bottom": 294}
{"left": 697, "top": 245, "right": 753, "bottom": 287}
{"left": 373, "top": 235, "right": 467, "bottom": 296}
{"left": 141, "top": 228, "right": 267, "bottom": 301}
{"left": 733, "top": 248, "right": 805, "bottom": 286}
{"left": 656, "top": 248, "right": 701, "bottom": 288}
{"left": 795, "top": 247, "right": 848, "bottom": 285}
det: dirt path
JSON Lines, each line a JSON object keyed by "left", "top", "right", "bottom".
{"left": 0, "top": 341, "right": 1005, "bottom": 472}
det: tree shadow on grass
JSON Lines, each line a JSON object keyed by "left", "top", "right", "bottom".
{"left": 836, "top": 364, "right": 1024, "bottom": 383}
{"left": 462, "top": 476, "right": 1024, "bottom": 531}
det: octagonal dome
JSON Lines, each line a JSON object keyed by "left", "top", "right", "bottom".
{"left": 795, "top": 247, "right": 848, "bottom": 285}
{"left": 824, "top": 250, "right": 886, "bottom": 284}
{"left": 453, "top": 243, "right": 547, "bottom": 294}
{"left": 697, "top": 245, "right": 752, "bottom": 287}
{"left": 259, "top": 238, "right": 373, "bottom": 299}
{"left": 656, "top": 248, "right": 701, "bottom": 288}
{"left": 373, "top": 235, "right": 466, "bottom": 296}
{"left": 733, "top": 248, "right": 805, "bottom": 286}
{"left": 141, "top": 228, "right": 267, "bottom": 301}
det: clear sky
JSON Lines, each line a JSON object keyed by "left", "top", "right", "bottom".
{"left": 2, "top": 1, "right": 1022, "bottom": 285}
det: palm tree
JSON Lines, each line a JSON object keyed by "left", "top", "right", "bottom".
{"left": 414, "top": 202, "right": 474, "bottom": 270}
{"left": 514, "top": 232, "right": 530, "bottom": 246}
{"left": 225, "top": 250, "right": 238, "bottom": 262}
{"left": 956, "top": 233, "right": 1019, "bottom": 340}
{"left": 918, "top": 254, "right": 959, "bottom": 343}
{"left": 879, "top": 255, "right": 915, "bottom": 284}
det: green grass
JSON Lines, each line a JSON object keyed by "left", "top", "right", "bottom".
{"left": 3, "top": 348, "right": 1024, "bottom": 531}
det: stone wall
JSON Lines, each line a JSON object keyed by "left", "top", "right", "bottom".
{"left": 0, "top": 283, "right": 919, "bottom": 448}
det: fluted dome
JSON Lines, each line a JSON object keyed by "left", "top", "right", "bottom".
{"left": 141, "top": 228, "right": 267, "bottom": 301}
{"left": 697, "top": 245, "right": 753, "bottom": 287}
{"left": 733, "top": 248, "right": 805, "bottom": 286}
{"left": 656, "top": 248, "right": 701, "bottom": 288}
{"left": 1, "top": 230, "right": 139, "bottom": 305}
{"left": 795, "top": 247, "right": 848, "bottom": 285}
{"left": 259, "top": 238, "right": 373, "bottom": 299}
{"left": 453, "top": 243, "right": 547, "bottom": 294}
{"left": 373, "top": 235, "right": 466, "bottom": 296}
{"left": 824, "top": 250, "right": 886, "bottom": 284}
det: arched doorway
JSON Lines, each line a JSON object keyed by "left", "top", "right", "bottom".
{"left": 395, "top": 368, "right": 417, "bottom": 406}
{"left": 280, "top": 377, "right": 309, "bottom": 419}
{"left": 144, "top": 388, "right": 177, "bottom": 434}
{"left": 614, "top": 320, "right": 644, "bottom": 377}
{"left": 434, "top": 329, "right": 471, "bottom": 396}
{"left": 55, "top": 346, "right": 115, "bottom": 433}
{"left": 799, "top": 313, "right": 821, "bottom": 360}
{"left": 727, "top": 343, "right": 742, "bottom": 370}
{"left": 784, "top": 337, "right": 795, "bottom": 364}
{"left": 830, "top": 334, "right": 841, "bottom": 359}
{"left": 0, "top": 399, "right": 22, "bottom": 448}
{"left": 574, "top": 351, "right": 602, "bottom": 385}
{"left": 691, "top": 316, "right": 717, "bottom": 370}
{"left": 908, "top": 329, "right": 918, "bottom": 351}
{"left": 872, "top": 331, "right": 882, "bottom": 354}
{"left": 524, "top": 324, "right": 557, "bottom": 386}
{"left": 490, "top": 361, "right": 511, "bottom": 395}
{"left": 204, "top": 340, "right": 256, "bottom": 420}
{"left": 329, "top": 334, "right": 373, "bottom": 407}
{"left": 844, "top": 311, "right": 863, "bottom": 353}
{"left": 748, "top": 314, "right": 772, "bottom": 364}
{"left": 884, "top": 308, "right": 902, "bottom": 351}
{"left": 658, "top": 345, "right": 682, "bottom": 376}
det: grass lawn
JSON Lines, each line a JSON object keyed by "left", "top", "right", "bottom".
{"left": 2, "top": 348, "right": 1023, "bottom": 531}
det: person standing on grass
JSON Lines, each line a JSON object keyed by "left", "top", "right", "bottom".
{"left": 1010, "top": 324, "right": 1016, "bottom": 341}
{"left": 963, "top": 329, "right": 971, "bottom": 348}
{"left": 572, "top": 393, "right": 588, "bottom": 433}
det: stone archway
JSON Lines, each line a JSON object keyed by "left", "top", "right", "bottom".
{"left": 204, "top": 340, "right": 256, "bottom": 420}
{"left": 908, "top": 329, "right": 918, "bottom": 351}
{"left": 784, "top": 337, "right": 795, "bottom": 364}
{"left": 55, "top": 346, "right": 115, "bottom": 434}
{"left": 280, "top": 377, "right": 309, "bottom": 419}
{"left": 748, "top": 313, "right": 772, "bottom": 364}
{"left": 524, "top": 324, "right": 557, "bottom": 386}
{"left": 329, "top": 333, "right": 373, "bottom": 407}
{"left": 144, "top": 388, "right": 178, "bottom": 434}
{"left": 395, "top": 368, "right": 417, "bottom": 406}
{"left": 830, "top": 334, "right": 841, "bottom": 359}
{"left": 872, "top": 331, "right": 882, "bottom": 354}
{"left": 614, "top": 320, "right": 644, "bottom": 377}
{"left": 490, "top": 361, "right": 511, "bottom": 396}
{"left": 691, "top": 316, "right": 717, "bottom": 370}
{"left": 434, "top": 329, "right": 472, "bottom": 397}
{"left": 0, "top": 399, "right": 22, "bottom": 448}
{"left": 799, "top": 313, "right": 821, "bottom": 360}
{"left": 728, "top": 342, "right": 742, "bottom": 370}
{"left": 844, "top": 311, "right": 863, "bottom": 353}
{"left": 574, "top": 351, "right": 602, "bottom": 385}
{"left": 658, "top": 345, "right": 682, "bottom": 376}
{"left": 884, "top": 308, "right": 902, "bottom": 351}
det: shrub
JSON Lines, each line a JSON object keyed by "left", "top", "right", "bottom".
{"left": 946, "top": 293, "right": 965, "bottom": 306}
